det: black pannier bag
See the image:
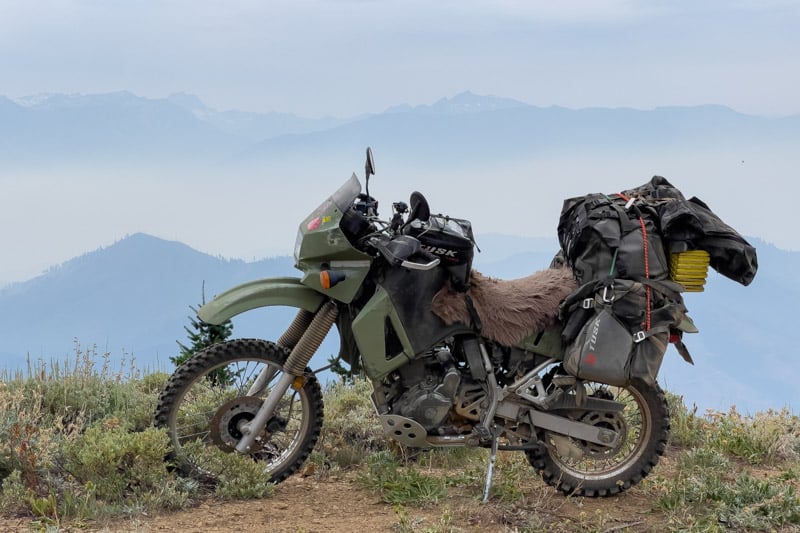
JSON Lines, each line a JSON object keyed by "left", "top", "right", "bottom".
{"left": 561, "top": 278, "right": 686, "bottom": 386}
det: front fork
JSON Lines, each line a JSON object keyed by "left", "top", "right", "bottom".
{"left": 234, "top": 302, "right": 338, "bottom": 453}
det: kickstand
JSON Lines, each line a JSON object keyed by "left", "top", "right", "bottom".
{"left": 481, "top": 426, "right": 499, "bottom": 503}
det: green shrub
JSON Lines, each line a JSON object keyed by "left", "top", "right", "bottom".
{"left": 0, "top": 470, "right": 30, "bottom": 516}
{"left": 0, "top": 379, "right": 69, "bottom": 490}
{"left": 654, "top": 446, "right": 800, "bottom": 530}
{"left": 718, "top": 472, "right": 800, "bottom": 530}
{"left": 62, "top": 423, "right": 178, "bottom": 502}
{"left": 180, "top": 441, "right": 274, "bottom": 500}
{"left": 319, "top": 378, "right": 387, "bottom": 469}
{"left": 214, "top": 460, "right": 275, "bottom": 501}
{"left": 706, "top": 407, "right": 800, "bottom": 464}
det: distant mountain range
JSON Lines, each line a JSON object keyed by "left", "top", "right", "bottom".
{"left": 1, "top": 90, "right": 796, "bottom": 413}
{"left": 2, "top": 91, "right": 798, "bottom": 170}
{"left": 0, "top": 232, "right": 794, "bottom": 415}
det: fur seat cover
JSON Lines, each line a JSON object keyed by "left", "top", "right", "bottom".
{"left": 431, "top": 268, "right": 577, "bottom": 346}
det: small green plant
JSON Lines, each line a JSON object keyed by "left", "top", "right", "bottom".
{"left": 418, "top": 447, "right": 486, "bottom": 472}
{"left": 665, "top": 391, "right": 703, "bottom": 447}
{"left": 0, "top": 378, "right": 68, "bottom": 492}
{"left": 357, "top": 451, "right": 447, "bottom": 506}
{"left": 172, "top": 290, "right": 235, "bottom": 385}
{"left": 392, "top": 504, "right": 421, "bottom": 532}
{"left": 173, "top": 284, "right": 234, "bottom": 365}
{"left": 327, "top": 355, "right": 361, "bottom": 384}
{"left": 402, "top": 505, "right": 458, "bottom": 533}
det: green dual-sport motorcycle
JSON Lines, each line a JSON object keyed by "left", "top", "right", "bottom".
{"left": 154, "top": 148, "right": 670, "bottom": 499}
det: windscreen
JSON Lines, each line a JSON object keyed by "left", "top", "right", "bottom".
{"left": 330, "top": 173, "right": 362, "bottom": 213}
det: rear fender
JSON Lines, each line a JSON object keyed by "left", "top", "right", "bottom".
{"left": 198, "top": 277, "right": 326, "bottom": 325}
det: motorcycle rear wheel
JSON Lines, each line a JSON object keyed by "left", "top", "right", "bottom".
{"left": 154, "top": 338, "right": 323, "bottom": 485}
{"left": 525, "top": 378, "right": 669, "bottom": 497}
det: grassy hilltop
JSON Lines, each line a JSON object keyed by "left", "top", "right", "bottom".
{"left": 1, "top": 346, "right": 798, "bottom": 532}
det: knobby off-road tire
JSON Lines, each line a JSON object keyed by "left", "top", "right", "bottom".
{"left": 525, "top": 378, "right": 669, "bottom": 497}
{"left": 154, "top": 338, "right": 323, "bottom": 485}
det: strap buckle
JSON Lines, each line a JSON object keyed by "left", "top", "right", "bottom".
{"left": 633, "top": 331, "right": 646, "bottom": 343}
{"left": 581, "top": 298, "right": 594, "bottom": 309}
{"left": 602, "top": 285, "right": 615, "bottom": 303}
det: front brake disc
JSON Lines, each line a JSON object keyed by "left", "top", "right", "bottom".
{"left": 209, "top": 396, "right": 264, "bottom": 452}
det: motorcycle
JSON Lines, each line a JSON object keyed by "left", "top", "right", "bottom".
{"left": 154, "top": 148, "right": 673, "bottom": 499}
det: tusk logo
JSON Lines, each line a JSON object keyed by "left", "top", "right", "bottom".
{"left": 582, "top": 315, "right": 601, "bottom": 366}
{"left": 587, "top": 315, "right": 601, "bottom": 352}
{"left": 420, "top": 245, "right": 458, "bottom": 258}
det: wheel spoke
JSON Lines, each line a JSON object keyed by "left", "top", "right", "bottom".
{"left": 154, "top": 339, "right": 324, "bottom": 485}
{"left": 526, "top": 376, "right": 669, "bottom": 497}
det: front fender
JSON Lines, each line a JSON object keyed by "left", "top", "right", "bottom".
{"left": 198, "top": 277, "right": 326, "bottom": 325}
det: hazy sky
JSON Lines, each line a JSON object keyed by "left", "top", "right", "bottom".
{"left": 1, "top": 0, "right": 799, "bottom": 118}
{"left": 1, "top": 0, "right": 799, "bottom": 283}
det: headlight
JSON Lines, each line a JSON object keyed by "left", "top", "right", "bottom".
{"left": 293, "top": 228, "right": 304, "bottom": 261}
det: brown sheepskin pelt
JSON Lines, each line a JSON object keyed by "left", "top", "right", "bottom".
{"left": 432, "top": 267, "right": 577, "bottom": 346}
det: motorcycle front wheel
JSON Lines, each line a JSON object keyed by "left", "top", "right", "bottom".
{"left": 525, "top": 378, "right": 669, "bottom": 497}
{"left": 154, "top": 338, "right": 323, "bottom": 485}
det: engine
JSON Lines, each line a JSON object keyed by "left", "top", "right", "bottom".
{"left": 389, "top": 348, "right": 462, "bottom": 431}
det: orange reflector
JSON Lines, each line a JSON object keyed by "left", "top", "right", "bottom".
{"left": 292, "top": 376, "right": 306, "bottom": 390}
{"left": 320, "top": 270, "right": 331, "bottom": 289}
{"left": 320, "top": 269, "right": 345, "bottom": 289}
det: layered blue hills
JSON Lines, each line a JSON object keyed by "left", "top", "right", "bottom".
{"left": 0, "top": 233, "right": 296, "bottom": 370}
{"left": 2, "top": 91, "right": 798, "bottom": 170}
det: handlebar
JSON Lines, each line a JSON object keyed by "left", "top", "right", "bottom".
{"left": 399, "top": 257, "right": 440, "bottom": 271}
{"left": 369, "top": 236, "right": 440, "bottom": 271}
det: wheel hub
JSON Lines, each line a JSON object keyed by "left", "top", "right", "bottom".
{"left": 575, "top": 410, "right": 628, "bottom": 457}
{"left": 209, "top": 396, "right": 265, "bottom": 452}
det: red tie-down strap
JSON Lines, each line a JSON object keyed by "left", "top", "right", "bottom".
{"left": 617, "top": 193, "right": 652, "bottom": 331}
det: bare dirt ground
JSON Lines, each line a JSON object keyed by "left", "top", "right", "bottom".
{"left": 0, "top": 458, "right": 676, "bottom": 533}
{"left": 1, "top": 446, "right": 792, "bottom": 532}
{"left": 110, "top": 475, "right": 659, "bottom": 533}
{"left": 5, "top": 476, "right": 658, "bottom": 533}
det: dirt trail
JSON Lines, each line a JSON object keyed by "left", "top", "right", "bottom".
{"left": 0, "top": 469, "right": 666, "bottom": 532}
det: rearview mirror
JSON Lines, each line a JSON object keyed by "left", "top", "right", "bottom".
{"left": 365, "top": 147, "right": 375, "bottom": 179}
{"left": 408, "top": 191, "right": 430, "bottom": 224}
